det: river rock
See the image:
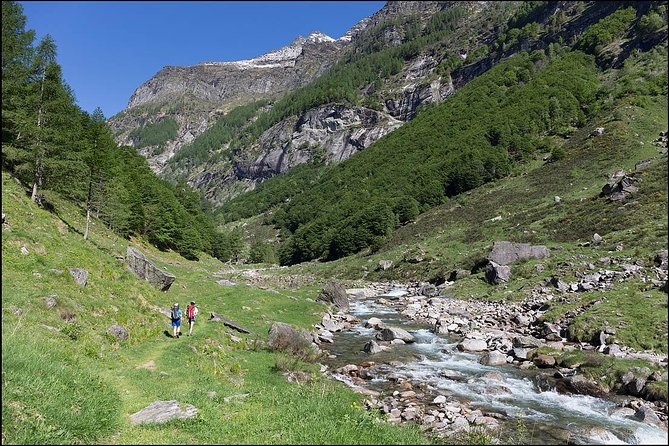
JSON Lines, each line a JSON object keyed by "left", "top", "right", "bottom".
{"left": 363, "top": 340, "right": 383, "bottom": 354}
{"left": 129, "top": 400, "right": 197, "bottom": 425}
{"left": 625, "top": 377, "right": 647, "bottom": 396}
{"left": 126, "top": 247, "right": 175, "bottom": 291}
{"left": 452, "top": 416, "right": 470, "bottom": 432}
{"left": 488, "top": 241, "right": 550, "bottom": 265}
{"left": 317, "top": 281, "right": 349, "bottom": 312}
{"left": 511, "top": 348, "right": 530, "bottom": 360}
{"left": 513, "top": 335, "right": 543, "bottom": 348}
{"left": 376, "top": 326, "right": 415, "bottom": 343}
{"left": 533, "top": 355, "right": 556, "bottom": 368}
{"left": 457, "top": 339, "right": 487, "bottom": 352}
{"left": 364, "top": 317, "right": 385, "bottom": 330}
{"left": 560, "top": 375, "right": 605, "bottom": 397}
{"left": 634, "top": 406, "right": 663, "bottom": 427}
{"left": 479, "top": 350, "right": 507, "bottom": 366}
{"left": 573, "top": 427, "right": 622, "bottom": 444}
{"left": 433, "top": 395, "right": 447, "bottom": 404}
{"left": 483, "top": 371, "right": 504, "bottom": 381}
{"left": 419, "top": 283, "right": 439, "bottom": 297}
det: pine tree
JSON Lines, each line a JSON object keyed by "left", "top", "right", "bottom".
{"left": 1, "top": 1, "right": 35, "bottom": 145}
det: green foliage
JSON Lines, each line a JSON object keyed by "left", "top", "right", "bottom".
{"left": 0, "top": 2, "right": 223, "bottom": 261}
{"left": 394, "top": 196, "right": 420, "bottom": 224}
{"left": 638, "top": 11, "right": 666, "bottom": 36}
{"left": 170, "top": 99, "right": 267, "bottom": 166}
{"left": 550, "top": 145, "right": 566, "bottom": 162}
{"left": 577, "top": 6, "right": 637, "bottom": 54}
{"left": 128, "top": 116, "right": 178, "bottom": 151}
{"left": 249, "top": 240, "right": 278, "bottom": 264}
{"left": 212, "top": 228, "right": 244, "bottom": 262}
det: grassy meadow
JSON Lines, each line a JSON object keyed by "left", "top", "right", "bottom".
{"left": 1, "top": 170, "right": 430, "bottom": 445}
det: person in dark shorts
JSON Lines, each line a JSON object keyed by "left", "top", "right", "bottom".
{"left": 186, "top": 301, "right": 199, "bottom": 336}
{"left": 170, "top": 303, "right": 182, "bottom": 338}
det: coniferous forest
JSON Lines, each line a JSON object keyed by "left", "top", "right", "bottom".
{"left": 1, "top": 1, "right": 234, "bottom": 261}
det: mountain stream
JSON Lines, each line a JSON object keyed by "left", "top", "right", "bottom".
{"left": 322, "top": 288, "right": 668, "bottom": 445}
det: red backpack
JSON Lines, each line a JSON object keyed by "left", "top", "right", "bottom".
{"left": 186, "top": 305, "right": 195, "bottom": 319}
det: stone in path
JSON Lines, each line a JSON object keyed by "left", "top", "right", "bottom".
{"left": 129, "top": 400, "right": 197, "bottom": 425}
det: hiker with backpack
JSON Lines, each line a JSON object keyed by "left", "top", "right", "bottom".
{"left": 186, "top": 301, "right": 199, "bottom": 336}
{"left": 170, "top": 303, "right": 183, "bottom": 338}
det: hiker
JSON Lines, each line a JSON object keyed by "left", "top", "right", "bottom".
{"left": 170, "top": 303, "right": 182, "bottom": 338}
{"left": 186, "top": 301, "right": 199, "bottom": 336}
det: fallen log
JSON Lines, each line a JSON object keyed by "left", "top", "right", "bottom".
{"left": 209, "top": 312, "right": 251, "bottom": 334}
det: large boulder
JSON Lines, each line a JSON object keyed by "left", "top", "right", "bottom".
{"left": 488, "top": 241, "right": 550, "bottom": 266}
{"left": 129, "top": 400, "right": 197, "bottom": 425}
{"left": 600, "top": 170, "right": 638, "bottom": 201}
{"left": 634, "top": 406, "right": 663, "bottom": 427}
{"left": 457, "top": 339, "right": 488, "bottom": 352}
{"left": 317, "top": 282, "right": 349, "bottom": 312}
{"left": 375, "top": 326, "right": 415, "bottom": 343}
{"left": 126, "top": 247, "right": 175, "bottom": 291}
{"left": 268, "top": 322, "right": 315, "bottom": 357}
{"left": 485, "top": 261, "right": 511, "bottom": 285}
{"left": 559, "top": 375, "right": 605, "bottom": 397}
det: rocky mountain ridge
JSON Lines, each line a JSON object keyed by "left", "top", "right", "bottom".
{"left": 109, "top": 1, "right": 464, "bottom": 195}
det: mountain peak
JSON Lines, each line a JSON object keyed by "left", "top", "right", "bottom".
{"left": 306, "top": 31, "right": 335, "bottom": 43}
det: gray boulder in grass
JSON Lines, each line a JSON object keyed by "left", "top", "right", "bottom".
{"left": 129, "top": 400, "right": 197, "bottom": 425}
{"left": 268, "top": 322, "right": 315, "bottom": 357}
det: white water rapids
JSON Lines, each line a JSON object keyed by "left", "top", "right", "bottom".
{"left": 324, "top": 293, "right": 668, "bottom": 445}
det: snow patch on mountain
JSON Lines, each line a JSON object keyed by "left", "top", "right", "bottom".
{"left": 201, "top": 32, "right": 334, "bottom": 70}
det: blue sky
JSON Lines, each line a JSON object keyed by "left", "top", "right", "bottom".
{"left": 20, "top": 1, "right": 385, "bottom": 118}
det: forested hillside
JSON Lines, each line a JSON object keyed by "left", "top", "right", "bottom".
{"left": 1, "top": 1, "right": 235, "bottom": 261}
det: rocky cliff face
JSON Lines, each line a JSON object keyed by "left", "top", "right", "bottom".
{"left": 184, "top": 104, "right": 404, "bottom": 206}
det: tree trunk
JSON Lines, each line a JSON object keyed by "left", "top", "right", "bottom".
{"left": 84, "top": 169, "right": 93, "bottom": 241}
{"left": 30, "top": 72, "right": 46, "bottom": 203}
{"left": 30, "top": 158, "right": 40, "bottom": 202}
{"left": 84, "top": 208, "right": 91, "bottom": 240}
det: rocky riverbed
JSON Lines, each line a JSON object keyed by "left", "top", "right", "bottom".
{"left": 311, "top": 282, "right": 668, "bottom": 444}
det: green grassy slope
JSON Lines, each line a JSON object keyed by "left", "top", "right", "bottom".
{"left": 1, "top": 171, "right": 430, "bottom": 445}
